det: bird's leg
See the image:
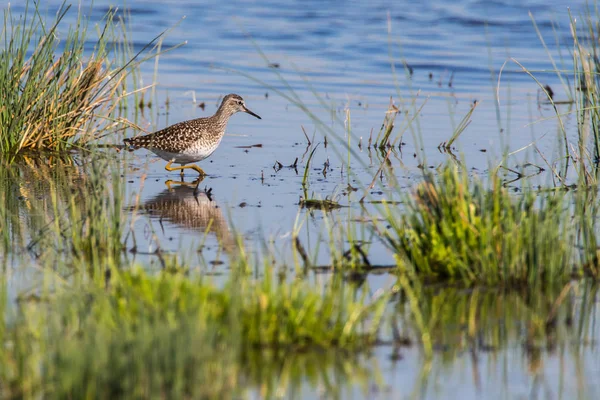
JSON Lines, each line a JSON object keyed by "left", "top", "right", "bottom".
{"left": 165, "top": 161, "right": 206, "bottom": 176}
{"left": 188, "top": 164, "right": 206, "bottom": 176}
{"left": 165, "top": 180, "right": 179, "bottom": 190}
{"left": 164, "top": 176, "right": 205, "bottom": 190}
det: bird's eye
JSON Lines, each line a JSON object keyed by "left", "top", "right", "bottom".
{"left": 238, "top": 100, "right": 243, "bottom": 105}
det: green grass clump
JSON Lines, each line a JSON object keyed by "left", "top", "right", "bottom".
{"left": 0, "top": 2, "right": 135, "bottom": 157}
{"left": 0, "top": 266, "right": 386, "bottom": 398}
{"left": 380, "top": 164, "right": 573, "bottom": 285}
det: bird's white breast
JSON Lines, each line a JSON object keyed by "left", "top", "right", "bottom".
{"left": 149, "top": 137, "right": 222, "bottom": 164}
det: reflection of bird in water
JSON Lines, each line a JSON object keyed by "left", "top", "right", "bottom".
{"left": 139, "top": 180, "right": 234, "bottom": 251}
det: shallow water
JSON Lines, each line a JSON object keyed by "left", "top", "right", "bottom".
{"left": 3, "top": 0, "right": 599, "bottom": 398}
{"left": 97, "top": 0, "right": 584, "bottom": 269}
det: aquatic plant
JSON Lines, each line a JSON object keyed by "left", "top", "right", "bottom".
{"left": 0, "top": 264, "right": 386, "bottom": 398}
{"left": 379, "top": 164, "right": 574, "bottom": 285}
{"left": 0, "top": 2, "right": 173, "bottom": 158}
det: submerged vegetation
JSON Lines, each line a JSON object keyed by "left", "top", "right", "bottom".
{"left": 1, "top": 0, "right": 600, "bottom": 398}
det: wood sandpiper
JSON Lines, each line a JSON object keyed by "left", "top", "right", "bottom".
{"left": 124, "top": 94, "right": 261, "bottom": 177}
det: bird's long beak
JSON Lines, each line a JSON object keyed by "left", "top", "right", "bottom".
{"left": 243, "top": 106, "right": 261, "bottom": 120}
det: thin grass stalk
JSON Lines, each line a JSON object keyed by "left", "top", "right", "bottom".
{"left": 443, "top": 101, "right": 478, "bottom": 148}
{"left": 302, "top": 144, "right": 319, "bottom": 198}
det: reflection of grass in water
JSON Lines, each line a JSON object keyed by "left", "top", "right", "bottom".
{"left": 0, "top": 152, "right": 124, "bottom": 276}
{"left": 0, "top": 154, "right": 87, "bottom": 264}
{"left": 396, "top": 280, "right": 599, "bottom": 396}
{"left": 242, "top": 347, "right": 374, "bottom": 399}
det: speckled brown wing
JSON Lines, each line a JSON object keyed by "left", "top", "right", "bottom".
{"left": 123, "top": 118, "right": 218, "bottom": 153}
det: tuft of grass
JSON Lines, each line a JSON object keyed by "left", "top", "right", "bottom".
{"left": 0, "top": 1, "right": 175, "bottom": 158}
{"left": 0, "top": 265, "right": 387, "bottom": 398}
{"left": 378, "top": 164, "right": 574, "bottom": 285}
{"left": 0, "top": 3, "right": 114, "bottom": 155}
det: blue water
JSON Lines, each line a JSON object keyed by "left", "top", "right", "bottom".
{"left": 93, "top": 0, "right": 582, "bottom": 267}
{"left": 5, "top": 0, "right": 599, "bottom": 398}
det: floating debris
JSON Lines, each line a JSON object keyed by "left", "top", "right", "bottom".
{"left": 544, "top": 84, "right": 554, "bottom": 100}
{"left": 299, "top": 196, "right": 344, "bottom": 211}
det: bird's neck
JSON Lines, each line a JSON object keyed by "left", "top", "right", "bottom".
{"left": 207, "top": 109, "right": 231, "bottom": 135}
{"left": 215, "top": 104, "right": 234, "bottom": 120}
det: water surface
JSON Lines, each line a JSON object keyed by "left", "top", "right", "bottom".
{"left": 4, "top": 0, "right": 598, "bottom": 398}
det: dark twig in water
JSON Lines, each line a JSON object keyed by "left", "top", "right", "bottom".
{"left": 322, "top": 158, "right": 329, "bottom": 177}
{"left": 342, "top": 243, "right": 371, "bottom": 267}
{"left": 403, "top": 61, "right": 413, "bottom": 76}
{"left": 274, "top": 158, "right": 298, "bottom": 173}
{"left": 294, "top": 236, "right": 311, "bottom": 269}
{"left": 544, "top": 84, "right": 554, "bottom": 100}
{"left": 301, "top": 125, "right": 311, "bottom": 145}
{"left": 500, "top": 165, "right": 524, "bottom": 179}
{"left": 155, "top": 248, "right": 166, "bottom": 269}
{"left": 499, "top": 163, "right": 545, "bottom": 186}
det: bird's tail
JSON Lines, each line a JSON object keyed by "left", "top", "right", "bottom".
{"left": 123, "top": 137, "right": 138, "bottom": 151}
